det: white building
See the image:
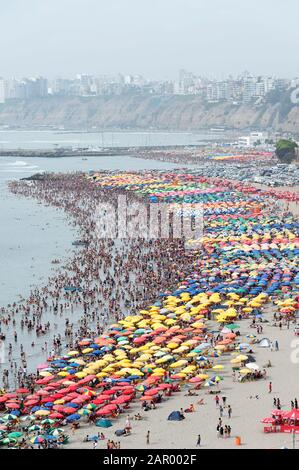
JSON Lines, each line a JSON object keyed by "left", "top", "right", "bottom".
{"left": 238, "top": 132, "right": 268, "bottom": 147}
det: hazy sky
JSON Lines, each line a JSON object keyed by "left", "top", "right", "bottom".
{"left": 1, "top": 0, "right": 298, "bottom": 79}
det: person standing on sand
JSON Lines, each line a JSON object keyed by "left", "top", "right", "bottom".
{"left": 146, "top": 430, "right": 150, "bottom": 445}
{"left": 268, "top": 382, "right": 272, "bottom": 393}
{"left": 196, "top": 434, "right": 201, "bottom": 446}
{"left": 215, "top": 395, "right": 220, "bottom": 407}
{"left": 228, "top": 405, "right": 232, "bottom": 418}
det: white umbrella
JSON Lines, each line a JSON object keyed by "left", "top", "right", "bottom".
{"left": 221, "top": 327, "right": 231, "bottom": 334}
{"left": 246, "top": 362, "right": 260, "bottom": 371}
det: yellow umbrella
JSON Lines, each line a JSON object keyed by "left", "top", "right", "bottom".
{"left": 212, "top": 365, "right": 224, "bottom": 370}
{"left": 39, "top": 371, "right": 53, "bottom": 377}
{"left": 54, "top": 399, "right": 65, "bottom": 405}
{"left": 82, "top": 348, "right": 93, "bottom": 354}
{"left": 240, "top": 368, "right": 251, "bottom": 375}
{"left": 196, "top": 374, "right": 209, "bottom": 379}
{"left": 75, "top": 372, "right": 87, "bottom": 378}
{"left": 35, "top": 410, "right": 50, "bottom": 416}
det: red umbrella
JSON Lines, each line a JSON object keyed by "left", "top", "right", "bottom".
{"left": 96, "top": 409, "right": 113, "bottom": 416}
{"left": 4, "top": 393, "right": 17, "bottom": 399}
{"left": 24, "top": 400, "right": 39, "bottom": 407}
{"left": 71, "top": 397, "right": 89, "bottom": 404}
{"left": 49, "top": 412, "right": 64, "bottom": 419}
{"left": 77, "top": 375, "right": 96, "bottom": 385}
{"left": 104, "top": 404, "right": 118, "bottom": 411}
{"left": 122, "top": 389, "right": 135, "bottom": 395}
{"left": 144, "top": 388, "right": 160, "bottom": 396}
{"left": 271, "top": 410, "right": 286, "bottom": 416}
{"left": 283, "top": 410, "right": 299, "bottom": 420}
{"left": 261, "top": 417, "right": 276, "bottom": 424}
{"left": 35, "top": 377, "right": 53, "bottom": 385}
{"left": 24, "top": 394, "right": 39, "bottom": 400}
{"left": 92, "top": 397, "right": 108, "bottom": 405}
{"left": 0, "top": 397, "right": 8, "bottom": 403}
{"left": 111, "top": 396, "right": 132, "bottom": 405}
{"left": 49, "top": 393, "right": 65, "bottom": 400}
{"left": 6, "top": 403, "right": 20, "bottom": 409}
{"left": 36, "top": 390, "right": 50, "bottom": 396}
{"left": 140, "top": 396, "right": 154, "bottom": 401}
{"left": 53, "top": 405, "right": 65, "bottom": 412}
{"left": 16, "top": 388, "right": 30, "bottom": 394}
{"left": 62, "top": 407, "right": 78, "bottom": 415}
{"left": 41, "top": 397, "right": 53, "bottom": 404}
{"left": 102, "top": 390, "right": 116, "bottom": 396}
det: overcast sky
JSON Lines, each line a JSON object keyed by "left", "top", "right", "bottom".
{"left": 1, "top": 0, "right": 298, "bottom": 79}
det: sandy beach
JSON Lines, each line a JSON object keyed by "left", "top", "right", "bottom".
{"left": 65, "top": 309, "right": 299, "bottom": 450}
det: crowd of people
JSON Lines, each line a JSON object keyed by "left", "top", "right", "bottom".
{"left": 0, "top": 174, "right": 194, "bottom": 389}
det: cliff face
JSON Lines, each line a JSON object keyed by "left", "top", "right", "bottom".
{"left": 0, "top": 95, "right": 298, "bottom": 132}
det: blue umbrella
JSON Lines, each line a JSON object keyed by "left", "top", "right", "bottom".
{"left": 66, "top": 414, "right": 81, "bottom": 422}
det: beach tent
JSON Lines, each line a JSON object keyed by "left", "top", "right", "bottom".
{"left": 96, "top": 418, "right": 112, "bottom": 428}
{"left": 168, "top": 411, "right": 185, "bottom": 421}
{"left": 258, "top": 338, "right": 271, "bottom": 348}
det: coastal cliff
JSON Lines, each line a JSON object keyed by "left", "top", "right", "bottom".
{"left": 0, "top": 94, "right": 298, "bottom": 133}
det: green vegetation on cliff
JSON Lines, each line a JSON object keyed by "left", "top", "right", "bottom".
{"left": 275, "top": 139, "right": 298, "bottom": 163}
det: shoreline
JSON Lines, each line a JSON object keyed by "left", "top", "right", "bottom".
{"left": 0, "top": 169, "right": 298, "bottom": 449}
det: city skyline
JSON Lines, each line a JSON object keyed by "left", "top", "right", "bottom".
{"left": 0, "top": 70, "right": 296, "bottom": 105}
{"left": 1, "top": 0, "right": 299, "bottom": 78}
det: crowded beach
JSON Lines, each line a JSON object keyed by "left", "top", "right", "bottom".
{"left": 0, "top": 167, "right": 298, "bottom": 449}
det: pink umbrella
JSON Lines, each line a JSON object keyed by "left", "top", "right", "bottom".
{"left": 37, "top": 364, "right": 49, "bottom": 370}
{"left": 6, "top": 403, "right": 20, "bottom": 409}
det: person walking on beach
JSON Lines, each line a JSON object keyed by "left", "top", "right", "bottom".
{"left": 215, "top": 395, "right": 220, "bottom": 407}
{"left": 275, "top": 340, "right": 279, "bottom": 351}
{"left": 268, "top": 382, "right": 272, "bottom": 394}
{"left": 219, "top": 405, "right": 223, "bottom": 417}
{"left": 222, "top": 396, "right": 227, "bottom": 407}
{"left": 146, "top": 430, "right": 150, "bottom": 445}
{"left": 295, "top": 398, "right": 298, "bottom": 409}
{"left": 196, "top": 434, "right": 201, "bottom": 446}
{"left": 228, "top": 405, "right": 232, "bottom": 419}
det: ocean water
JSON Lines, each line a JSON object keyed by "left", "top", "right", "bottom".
{"left": 0, "top": 152, "right": 188, "bottom": 308}
{"left": 0, "top": 129, "right": 217, "bottom": 150}
{"left": 0, "top": 132, "right": 198, "bottom": 381}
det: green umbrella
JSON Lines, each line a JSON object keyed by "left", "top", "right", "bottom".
{"left": 29, "top": 425, "right": 42, "bottom": 432}
{"left": 8, "top": 432, "right": 23, "bottom": 439}
{"left": 226, "top": 324, "right": 240, "bottom": 330}
{"left": 2, "top": 414, "right": 18, "bottom": 421}
{"left": 1, "top": 437, "right": 16, "bottom": 445}
{"left": 41, "top": 419, "right": 55, "bottom": 425}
